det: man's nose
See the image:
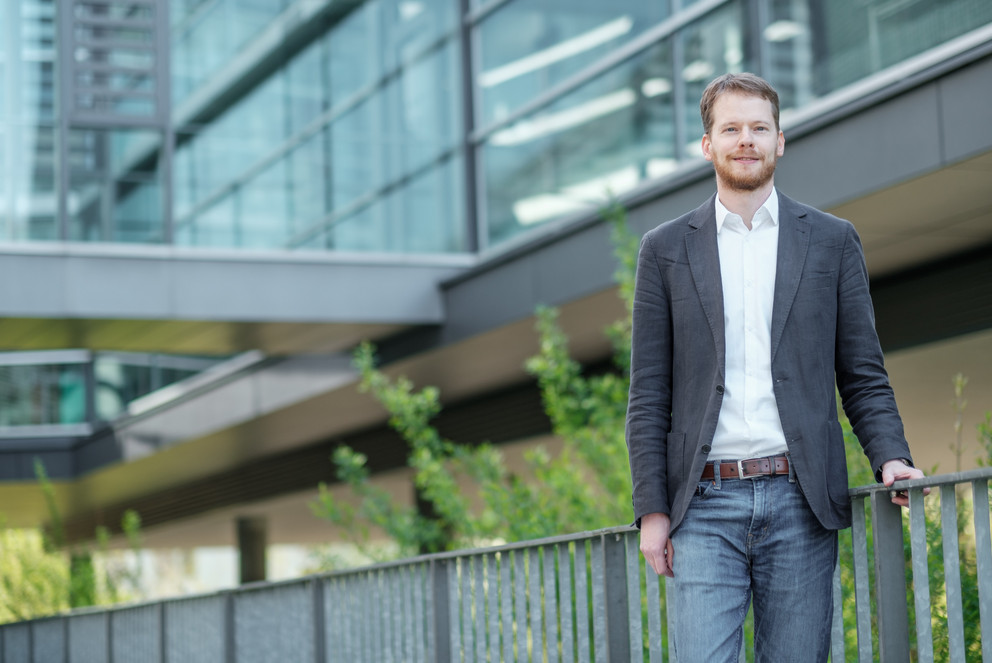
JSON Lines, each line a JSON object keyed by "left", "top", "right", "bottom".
{"left": 738, "top": 129, "right": 755, "bottom": 145}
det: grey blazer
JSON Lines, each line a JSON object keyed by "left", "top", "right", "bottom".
{"left": 626, "top": 192, "right": 914, "bottom": 533}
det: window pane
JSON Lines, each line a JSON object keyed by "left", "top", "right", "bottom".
{"left": 679, "top": 0, "right": 749, "bottom": 158}
{"left": 313, "top": 154, "right": 464, "bottom": 253}
{"left": 0, "top": 124, "right": 57, "bottom": 240}
{"left": 67, "top": 128, "right": 164, "bottom": 243}
{"left": 239, "top": 158, "right": 289, "bottom": 248}
{"left": 476, "top": 0, "right": 669, "bottom": 128}
{"left": 0, "top": 364, "right": 87, "bottom": 426}
{"left": 769, "top": 0, "right": 992, "bottom": 103}
{"left": 482, "top": 39, "right": 678, "bottom": 247}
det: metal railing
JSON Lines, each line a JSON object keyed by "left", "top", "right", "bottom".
{"left": 1, "top": 468, "right": 990, "bottom": 662}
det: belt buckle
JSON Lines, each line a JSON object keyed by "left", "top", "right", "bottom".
{"left": 737, "top": 459, "right": 757, "bottom": 479}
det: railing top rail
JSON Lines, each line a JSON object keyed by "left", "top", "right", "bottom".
{"left": 847, "top": 466, "right": 992, "bottom": 498}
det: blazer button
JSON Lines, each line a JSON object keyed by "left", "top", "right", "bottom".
{"left": 701, "top": 445, "right": 711, "bottom": 454}
{"left": 716, "top": 385, "right": 725, "bottom": 394}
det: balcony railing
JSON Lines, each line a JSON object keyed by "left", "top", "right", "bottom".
{"left": 1, "top": 468, "right": 990, "bottom": 662}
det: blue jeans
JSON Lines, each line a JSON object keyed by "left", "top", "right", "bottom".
{"left": 668, "top": 470, "right": 837, "bottom": 662}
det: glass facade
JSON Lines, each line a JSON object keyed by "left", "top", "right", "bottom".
{"left": 0, "top": 352, "right": 220, "bottom": 431}
{"left": 0, "top": 0, "right": 987, "bottom": 252}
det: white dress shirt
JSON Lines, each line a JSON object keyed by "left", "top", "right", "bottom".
{"left": 709, "top": 189, "right": 789, "bottom": 461}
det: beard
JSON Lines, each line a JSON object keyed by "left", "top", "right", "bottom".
{"left": 712, "top": 152, "right": 778, "bottom": 192}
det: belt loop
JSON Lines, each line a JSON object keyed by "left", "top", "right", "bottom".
{"left": 713, "top": 461, "right": 722, "bottom": 488}
{"left": 787, "top": 454, "right": 796, "bottom": 483}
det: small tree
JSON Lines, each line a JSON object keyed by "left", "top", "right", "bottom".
{"left": 0, "top": 461, "right": 144, "bottom": 624}
{"left": 311, "top": 203, "right": 638, "bottom": 560}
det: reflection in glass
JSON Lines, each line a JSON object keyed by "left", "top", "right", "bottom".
{"left": 67, "top": 128, "right": 164, "bottom": 243}
{"left": 476, "top": 0, "right": 668, "bottom": 128}
{"left": 240, "top": 158, "right": 289, "bottom": 247}
{"left": 0, "top": 124, "right": 57, "bottom": 240}
{"left": 483, "top": 39, "right": 677, "bottom": 247}
{"left": 171, "top": 0, "right": 287, "bottom": 106}
{"left": 0, "top": 364, "right": 87, "bottom": 426}
{"left": 679, "top": 0, "right": 748, "bottom": 157}
{"left": 811, "top": 0, "right": 992, "bottom": 95}
{"left": 94, "top": 353, "right": 220, "bottom": 421}
{"left": 304, "top": 154, "right": 464, "bottom": 253}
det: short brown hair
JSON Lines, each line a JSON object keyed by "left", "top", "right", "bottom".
{"left": 699, "top": 73, "right": 780, "bottom": 135}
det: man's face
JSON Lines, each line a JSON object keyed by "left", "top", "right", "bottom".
{"left": 701, "top": 92, "right": 785, "bottom": 192}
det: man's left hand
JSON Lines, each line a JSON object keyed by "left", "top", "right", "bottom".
{"left": 881, "top": 459, "right": 929, "bottom": 507}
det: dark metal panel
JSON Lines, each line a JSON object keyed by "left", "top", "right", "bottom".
{"left": 872, "top": 243, "right": 992, "bottom": 351}
{"left": 775, "top": 83, "right": 944, "bottom": 210}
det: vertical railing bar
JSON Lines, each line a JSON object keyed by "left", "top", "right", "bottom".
{"left": 544, "top": 546, "right": 559, "bottom": 663}
{"left": 334, "top": 577, "right": 344, "bottom": 663}
{"left": 353, "top": 574, "right": 364, "bottom": 663}
{"left": 558, "top": 543, "right": 575, "bottom": 663}
{"left": 830, "top": 551, "right": 845, "bottom": 663}
{"left": 381, "top": 569, "right": 390, "bottom": 660}
{"left": 850, "top": 496, "right": 874, "bottom": 662}
{"left": 940, "top": 484, "right": 966, "bottom": 662}
{"left": 486, "top": 555, "right": 500, "bottom": 663}
{"left": 665, "top": 578, "right": 676, "bottom": 663}
{"left": 225, "top": 591, "right": 236, "bottom": 663}
{"left": 529, "top": 547, "right": 544, "bottom": 663}
{"left": 500, "top": 552, "right": 514, "bottom": 663}
{"left": 448, "top": 559, "right": 461, "bottom": 663}
{"left": 574, "top": 541, "right": 591, "bottom": 663}
{"left": 591, "top": 536, "right": 607, "bottom": 663}
{"left": 474, "top": 557, "right": 486, "bottom": 663}
{"left": 458, "top": 557, "right": 475, "bottom": 661}
{"left": 313, "top": 578, "right": 326, "bottom": 663}
{"left": 463, "top": 557, "right": 476, "bottom": 661}
{"left": 397, "top": 568, "right": 409, "bottom": 663}
{"left": 371, "top": 570, "right": 382, "bottom": 663}
{"left": 404, "top": 566, "right": 416, "bottom": 663}
{"left": 431, "top": 559, "right": 451, "bottom": 663}
{"left": 390, "top": 568, "right": 407, "bottom": 661}
{"left": 909, "top": 488, "right": 933, "bottom": 662}
{"left": 625, "top": 531, "right": 644, "bottom": 663}
{"left": 324, "top": 578, "right": 338, "bottom": 663}
{"left": 413, "top": 564, "right": 427, "bottom": 663}
{"left": 514, "top": 550, "right": 527, "bottom": 663}
{"left": 645, "top": 563, "right": 662, "bottom": 663}
{"left": 972, "top": 479, "right": 992, "bottom": 663}
{"left": 871, "top": 490, "right": 910, "bottom": 662}
{"left": 384, "top": 569, "right": 393, "bottom": 663}
{"left": 366, "top": 570, "right": 377, "bottom": 663}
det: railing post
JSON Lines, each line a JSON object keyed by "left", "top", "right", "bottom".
{"left": 870, "top": 491, "right": 910, "bottom": 662}
{"left": 431, "top": 559, "right": 452, "bottom": 663}
{"left": 602, "top": 531, "right": 631, "bottom": 663}
{"left": 312, "top": 579, "right": 326, "bottom": 663}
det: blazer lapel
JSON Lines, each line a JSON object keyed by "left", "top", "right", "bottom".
{"left": 770, "top": 193, "right": 811, "bottom": 361}
{"left": 685, "top": 195, "right": 726, "bottom": 374}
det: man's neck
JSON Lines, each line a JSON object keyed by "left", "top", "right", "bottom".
{"left": 716, "top": 180, "right": 775, "bottom": 230}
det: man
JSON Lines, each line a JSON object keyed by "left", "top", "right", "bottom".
{"left": 625, "top": 72, "right": 925, "bottom": 661}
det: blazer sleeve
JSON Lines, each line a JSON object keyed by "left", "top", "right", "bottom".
{"left": 626, "top": 231, "right": 674, "bottom": 525}
{"left": 834, "top": 223, "right": 914, "bottom": 476}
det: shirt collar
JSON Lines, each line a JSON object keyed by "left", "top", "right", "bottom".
{"left": 715, "top": 187, "right": 779, "bottom": 233}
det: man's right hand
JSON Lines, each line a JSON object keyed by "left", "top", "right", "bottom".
{"left": 640, "top": 512, "right": 675, "bottom": 577}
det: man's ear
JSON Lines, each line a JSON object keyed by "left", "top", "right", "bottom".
{"left": 776, "top": 130, "right": 785, "bottom": 157}
{"left": 702, "top": 133, "right": 713, "bottom": 162}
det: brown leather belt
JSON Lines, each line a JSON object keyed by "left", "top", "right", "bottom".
{"left": 700, "top": 455, "right": 790, "bottom": 480}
